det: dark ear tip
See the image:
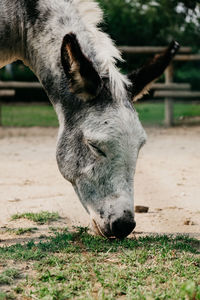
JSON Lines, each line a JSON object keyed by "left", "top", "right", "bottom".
{"left": 172, "top": 40, "right": 180, "bottom": 48}
{"left": 168, "top": 40, "right": 180, "bottom": 55}
{"left": 62, "top": 32, "right": 77, "bottom": 46}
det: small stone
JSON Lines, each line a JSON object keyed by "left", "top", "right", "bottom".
{"left": 135, "top": 206, "right": 149, "bottom": 213}
{"left": 8, "top": 198, "right": 21, "bottom": 203}
{"left": 184, "top": 219, "right": 195, "bottom": 226}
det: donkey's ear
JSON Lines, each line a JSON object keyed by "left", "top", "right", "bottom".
{"left": 61, "top": 33, "right": 102, "bottom": 101}
{"left": 128, "top": 41, "right": 180, "bottom": 101}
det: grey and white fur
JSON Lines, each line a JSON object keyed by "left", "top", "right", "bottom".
{"left": 0, "top": 0, "right": 179, "bottom": 238}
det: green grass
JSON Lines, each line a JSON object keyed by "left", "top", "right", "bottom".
{"left": 0, "top": 227, "right": 199, "bottom": 299}
{"left": 0, "top": 227, "right": 38, "bottom": 236}
{"left": 1, "top": 102, "right": 200, "bottom": 127}
{"left": 135, "top": 102, "right": 200, "bottom": 125}
{"left": 0, "top": 291, "right": 15, "bottom": 300}
{"left": 0, "top": 268, "right": 20, "bottom": 285}
{"left": 1, "top": 104, "right": 58, "bottom": 127}
{"left": 14, "top": 227, "right": 38, "bottom": 235}
{"left": 11, "top": 211, "right": 60, "bottom": 225}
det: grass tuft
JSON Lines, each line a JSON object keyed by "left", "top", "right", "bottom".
{"left": 0, "top": 291, "right": 15, "bottom": 300}
{"left": 0, "top": 227, "right": 38, "bottom": 236}
{"left": 11, "top": 211, "right": 60, "bottom": 224}
{"left": 14, "top": 227, "right": 38, "bottom": 235}
{"left": 0, "top": 268, "right": 20, "bottom": 285}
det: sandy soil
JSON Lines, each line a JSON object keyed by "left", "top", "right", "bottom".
{"left": 0, "top": 126, "right": 200, "bottom": 243}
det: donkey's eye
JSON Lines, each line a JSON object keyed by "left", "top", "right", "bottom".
{"left": 88, "top": 142, "right": 106, "bottom": 158}
{"left": 138, "top": 140, "right": 146, "bottom": 153}
{"left": 140, "top": 140, "right": 146, "bottom": 149}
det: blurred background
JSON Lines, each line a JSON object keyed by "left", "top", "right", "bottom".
{"left": 0, "top": 0, "right": 199, "bottom": 127}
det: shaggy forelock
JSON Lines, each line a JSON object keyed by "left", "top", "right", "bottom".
{"left": 73, "top": 0, "right": 131, "bottom": 100}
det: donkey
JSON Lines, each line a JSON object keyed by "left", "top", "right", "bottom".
{"left": 0, "top": 0, "right": 179, "bottom": 238}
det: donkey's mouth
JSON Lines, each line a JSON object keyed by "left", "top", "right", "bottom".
{"left": 92, "top": 219, "right": 107, "bottom": 238}
{"left": 92, "top": 219, "right": 116, "bottom": 239}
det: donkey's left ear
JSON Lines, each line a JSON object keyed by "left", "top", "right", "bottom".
{"left": 61, "top": 33, "right": 102, "bottom": 101}
{"left": 128, "top": 41, "right": 180, "bottom": 101}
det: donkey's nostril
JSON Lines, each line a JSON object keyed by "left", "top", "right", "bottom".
{"left": 111, "top": 218, "right": 136, "bottom": 239}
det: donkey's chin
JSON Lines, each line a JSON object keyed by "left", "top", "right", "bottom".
{"left": 92, "top": 219, "right": 113, "bottom": 239}
{"left": 92, "top": 219, "right": 108, "bottom": 238}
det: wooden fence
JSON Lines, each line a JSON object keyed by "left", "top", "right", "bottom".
{"left": 119, "top": 46, "right": 200, "bottom": 126}
{"left": 0, "top": 46, "right": 199, "bottom": 126}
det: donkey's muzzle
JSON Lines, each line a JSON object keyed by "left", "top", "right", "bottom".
{"left": 110, "top": 211, "right": 136, "bottom": 239}
{"left": 110, "top": 218, "right": 136, "bottom": 239}
{"left": 91, "top": 208, "right": 136, "bottom": 239}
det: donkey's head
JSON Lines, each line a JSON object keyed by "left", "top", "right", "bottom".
{"left": 56, "top": 34, "right": 179, "bottom": 238}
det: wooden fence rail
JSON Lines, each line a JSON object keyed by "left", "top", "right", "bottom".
{"left": 0, "top": 46, "right": 199, "bottom": 127}
{"left": 152, "top": 83, "right": 191, "bottom": 90}
{"left": 118, "top": 46, "right": 192, "bottom": 54}
{"left": 119, "top": 45, "right": 200, "bottom": 126}
{"left": 0, "top": 81, "right": 42, "bottom": 89}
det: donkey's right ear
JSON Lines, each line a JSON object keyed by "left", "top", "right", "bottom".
{"left": 61, "top": 33, "right": 102, "bottom": 101}
{"left": 128, "top": 41, "right": 180, "bottom": 101}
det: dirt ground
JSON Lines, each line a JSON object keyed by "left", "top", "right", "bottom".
{"left": 0, "top": 126, "right": 200, "bottom": 243}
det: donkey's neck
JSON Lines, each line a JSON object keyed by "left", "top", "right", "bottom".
{"left": 0, "top": 0, "right": 128, "bottom": 104}
{"left": 0, "top": 0, "right": 24, "bottom": 68}
{"left": 1, "top": 0, "right": 99, "bottom": 103}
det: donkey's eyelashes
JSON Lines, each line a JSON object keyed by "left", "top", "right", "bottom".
{"left": 139, "top": 139, "right": 146, "bottom": 150}
{"left": 88, "top": 142, "right": 107, "bottom": 158}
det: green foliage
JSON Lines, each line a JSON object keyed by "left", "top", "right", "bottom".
{"left": 1, "top": 227, "right": 38, "bottom": 235}
{"left": 0, "top": 269, "right": 20, "bottom": 285}
{"left": 97, "top": 0, "right": 200, "bottom": 87}
{"left": 181, "top": 281, "right": 200, "bottom": 299}
{"left": 0, "top": 62, "right": 37, "bottom": 82}
{"left": 175, "top": 62, "right": 200, "bottom": 89}
{"left": 0, "top": 228, "right": 199, "bottom": 299}
{"left": 2, "top": 105, "right": 58, "bottom": 127}
{"left": 0, "top": 229, "right": 199, "bottom": 261}
{"left": 97, "top": 0, "right": 200, "bottom": 48}
{"left": 0, "top": 291, "right": 15, "bottom": 300}
{"left": 11, "top": 211, "right": 60, "bottom": 225}
{"left": 14, "top": 227, "right": 38, "bottom": 235}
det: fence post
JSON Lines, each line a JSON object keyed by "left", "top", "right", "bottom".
{"left": 0, "top": 100, "right": 1, "bottom": 126}
{"left": 164, "top": 64, "right": 174, "bottom": 127}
